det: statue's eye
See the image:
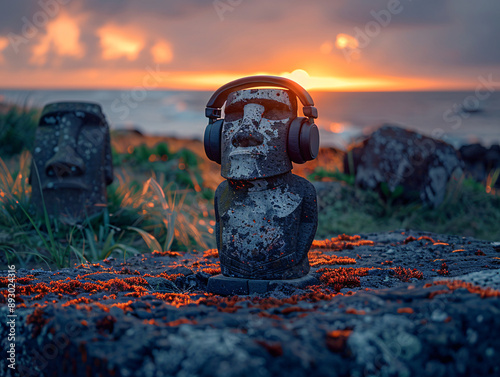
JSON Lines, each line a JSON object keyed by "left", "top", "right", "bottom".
{"left": 224, "top": 107, "right": 244, "bottom": 122}
{"left": 39, "top": 116, "right": 59, "bottom": 126}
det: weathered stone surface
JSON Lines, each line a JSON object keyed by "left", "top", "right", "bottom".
{"left": 207, "top": 273, "right": 319, "bottom": 295}
{"left": 29, "top": 102, "right": 113, "bottom": 223}
{"left": 345, "top": 125, "right": 463, "bottom": 207}
{"left": 1, "top": 230, "right": 500, "bottom": 377}
{"left": 213, "top": 89, "right": 318, "bottom": 280}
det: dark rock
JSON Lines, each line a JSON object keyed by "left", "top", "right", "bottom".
{"left": 347, "top": 125, "right": 463, "bottom": 207}
{"left": 459, "top": 143, "right": 487, "bottom": 161}
{"left": 143, "top": 277, "right": 180, "bottom": 293}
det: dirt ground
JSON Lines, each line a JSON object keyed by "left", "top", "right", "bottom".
{"left": 1, "top": 229, "right": 500, "bottom": 377}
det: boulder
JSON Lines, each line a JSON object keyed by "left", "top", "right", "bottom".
{"left": 345, "top": 125, "right": 463, "bottom": 207}
{"left": 459, "top": 143, "right": 500, "bottom": 185}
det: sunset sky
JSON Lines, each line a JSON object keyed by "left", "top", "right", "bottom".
{"left": 0, "top": 0, "right": 499, "bottom": 91}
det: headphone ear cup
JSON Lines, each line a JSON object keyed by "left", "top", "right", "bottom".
{"left": 287, "top": 117, "right": 307, "bottom": 164}
{"left": 300, "top": 121, "right": 319, "bottom": 161}
{"left": 287, "top": 117, "right": 320, "bottom": 164}
{"left": 204, "top": 119, "right": 224, "bottom": 164}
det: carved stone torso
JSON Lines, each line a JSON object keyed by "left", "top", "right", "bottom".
{"left": 215, "top": 173, "right": 317, "bottom": 279}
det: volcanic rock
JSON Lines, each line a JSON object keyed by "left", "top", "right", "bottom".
{"left": 345, "top": 125, "right": 463, "bottom": 207}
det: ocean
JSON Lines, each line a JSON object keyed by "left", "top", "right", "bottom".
{"left": 1, "top": 89, "right": 499, "bottom": 149}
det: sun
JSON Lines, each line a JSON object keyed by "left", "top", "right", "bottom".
{"left": 282, "top": 69, "right": 312, "bottom": 90}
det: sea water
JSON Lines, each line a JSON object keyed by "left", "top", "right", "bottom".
{"left": 1, "top": 89, "right": 499, "bottom": 149}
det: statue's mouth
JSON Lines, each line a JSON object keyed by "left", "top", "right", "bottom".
{"left": 229, "top": 148, "right": 264, "bottom": 157}
{"left": 42, "top": 180, "right": 90, "bottom": 191}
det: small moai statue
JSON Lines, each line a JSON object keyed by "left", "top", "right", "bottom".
{"left": 204, "top": 76, "right": 320, "bottom": 294}
{"left": 29, "top": 102, "right": 113, "bottom": 222}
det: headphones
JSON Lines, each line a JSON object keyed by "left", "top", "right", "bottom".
{"left": 204, "top": 75, "right": 319, "bottom": 164}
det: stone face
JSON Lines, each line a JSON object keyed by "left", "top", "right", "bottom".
{"left": 213, "top": 89, "right": 318, "bottom": 281}
{"left": 30, "top": 102, "right": 113, "bottom": 222}
{"left": 347, "top": 125, "right": 463, "bottom": 207}
{"left": 220, "top": 89, "right": 295, "bottom": 180}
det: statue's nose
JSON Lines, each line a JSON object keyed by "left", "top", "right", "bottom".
{"left": 44, "top": 112, "right": 86, "bottom": 178}
{"left": 45, "top": 145, "right": 86, "bottom": 178}
{"left": 231, "top": 116, "right": 264, "bottom": 148}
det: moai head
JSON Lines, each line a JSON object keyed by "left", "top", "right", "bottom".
{"left": 204, "top": 76, "right": 320, "bottom": 174}
{"left": 30, "top": 102, "right": 113, "bottom": 222}
{"left": 220, "top": 89, "right": 295, "bottom": 180}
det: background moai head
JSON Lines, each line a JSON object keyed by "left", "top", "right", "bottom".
{"left": 220, "top": 89, "right": 296, "bottom": 180}
{"left": 30, "top": 102, "right": 113, "bottom": 222}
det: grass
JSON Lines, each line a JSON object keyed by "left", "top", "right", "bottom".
{"left": 0, "top": 104, "right": 39, "bottom": 157}
{"left": 312, "top": 168, "right": 500, "bottom": 241}
{"left": 0, "top": 144, "right": 216, "bottom": 269}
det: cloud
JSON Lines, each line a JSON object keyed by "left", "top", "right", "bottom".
{"left": 151, "top": 40, "right": 173, "bottom": 63}
{"left": 0, "top": 36, "right": 8, "bottom": 62}
{"left": 0, "top": 0, "right": 499, "bottom": 88}
{"left": 30, "top": 12, "right": 84, "bottom": 65}
{"left": 97, "top": 24, "right": 144, "bottom": 61}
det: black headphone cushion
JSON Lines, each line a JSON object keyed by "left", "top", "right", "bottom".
{"left": 300, "top": 122, "right": 319, "bottom": 161}
{"left": 287, "top": 117, "right": 319, "bottom": 164}
{"left": 204, "top": 119, "right": 224, "bottom": 164}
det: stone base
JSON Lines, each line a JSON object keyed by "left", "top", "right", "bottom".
{"left": 207, "top": 273, "right": 319, "bottom": 295}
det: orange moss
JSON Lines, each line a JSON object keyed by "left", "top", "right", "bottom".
{"left": 404, "top": 235, "right": 436, "bottom": 244}
{"left": 143, "top": 272, "right": 183, "bottom": 281}
{"left": 346, "top": 308, "right": 366, "bottom": 315}
{"left": 425, "top": 280, "right": 500, "bottom": 299}
{"left": 26, "top": 307, "right": 50, "bottom": 338}
{"left": 110, "top": 301, "right": 134, "bottom": 313}
{"left": 255, "top": 340, "right": 283, "bottom": 357}
{"left": 152, "top": 250, "right": 182, "bottom": 257}
{"left": 391, "top": 266, "right": 424, "bottom": 282}
{"left": 397, "top": 307, "right": 414, "bottom": 314}
{"left": 62, "top": 297, "right": 93, "bottom": 307}
{"left": 165, "top": 318, "right": 198, "bottom": 327}
{"left": 311, "top": 234, "right": 374, "bottom": 250}
{"left": 281, "top": 306, "right": 311, "bottom": 315}
{"left": 96, "top": 315, "right": 116, "bottom": 334}
{"left": 258, "top": 312, "right": 283, "bottom": 320}
{"left": 309, "top": 250, "right": 357, "bottom": 267}
{"left": 437, "top": 262, "right": 449, "bottom": 276}
{"left": 203, "top": 249, "right": 219, "bottom": 258}
{"left": 317, "top": 267, "right": 371, "bottom": 291}
{"left": 153, "top": 292, "right": 195, "bottom": 307}
{"left": 326, "top": 329, "right": 352, "bottom": 352}
{"left": 202, "top": 267, "right": 221, "bottom": 275}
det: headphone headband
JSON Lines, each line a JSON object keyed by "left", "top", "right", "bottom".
{"left": 205, "top": 75, "right": 318, "bottom": 121}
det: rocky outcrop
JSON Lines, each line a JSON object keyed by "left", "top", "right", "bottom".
{"left": 459, "top": 143, "right": 500, "bottom": 187}
{"left": 344, "top": 125, "right": 463, "bottom": 207}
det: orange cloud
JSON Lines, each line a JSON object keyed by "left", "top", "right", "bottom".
{"left": 98, "top": 24, "right": 144, "bottom": 61}
{"left": 151, "top": 40, "right": 173, "bottom": 63}
{"left": 0, "top": 37, "right": 8, "bottom": 63}
{"left": 31, "top": 12, "right": 84, "bottom": 65}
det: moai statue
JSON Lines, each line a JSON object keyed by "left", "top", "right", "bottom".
{"left": 204, "top": 76, "right": 320, "bottom": 294}
{"left": 30, "top": 102, "right": 113, "bottom": 222}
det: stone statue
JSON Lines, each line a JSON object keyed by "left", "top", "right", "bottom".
{"left": 29, "top": 102, "right": 113, "bottom": 222}
{"left": 203, "top": 76, "right": 320, "bottom": 293}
